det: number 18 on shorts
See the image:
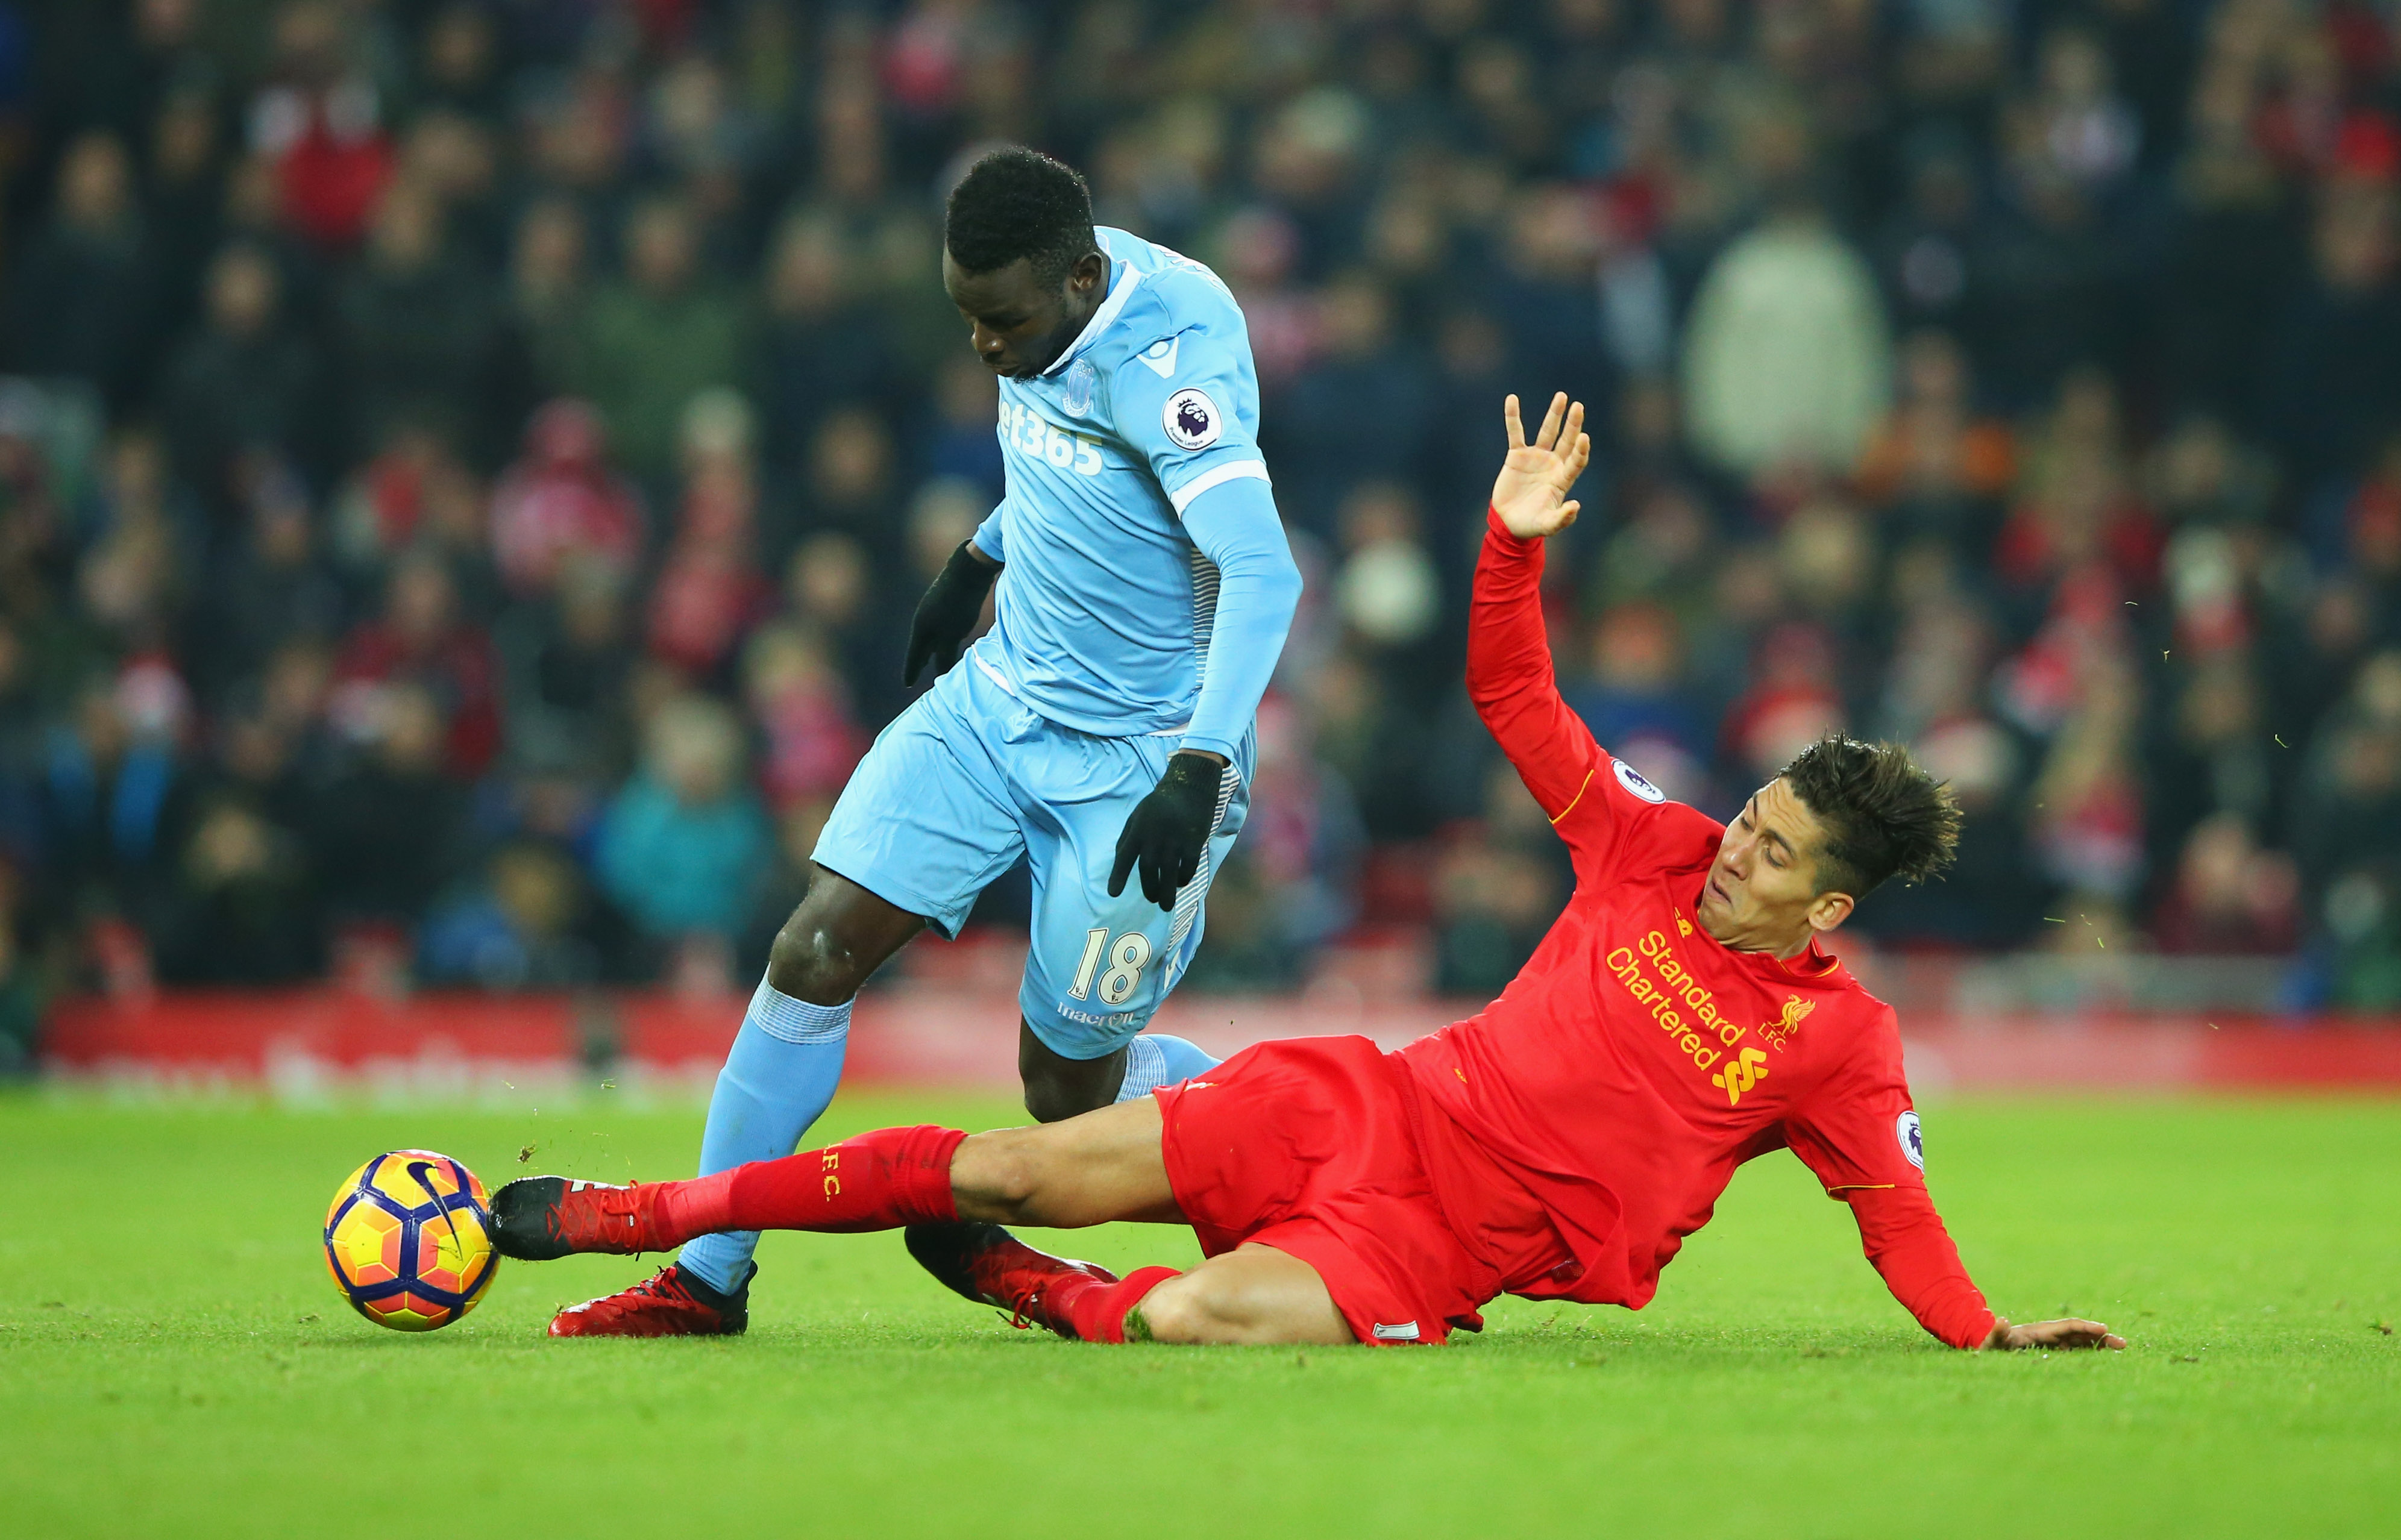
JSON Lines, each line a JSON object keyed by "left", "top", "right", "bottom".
{"left": 812, "top": 660, "right": 1251, "bottom": 1063}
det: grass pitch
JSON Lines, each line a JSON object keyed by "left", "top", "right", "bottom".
{"left": 3, "top": 1091, "right": 2396, "bottom": 1538}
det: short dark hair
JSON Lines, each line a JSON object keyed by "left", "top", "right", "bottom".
{"left": 944, "top": 146, "right": 1098, "bottom": 286}
{"left": 1778, "top": 736, "right": 1962, "bottom": 899}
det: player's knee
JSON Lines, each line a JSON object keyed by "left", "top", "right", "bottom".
{"left": 767, "top": 909, "right": 866, "bottom": 1004}
{"left": 1020, "top": 1072, "right": 1110, "bottom": 1125}
{"left": 1018, "top": 1038, "right": 1125, "bottom": 1124}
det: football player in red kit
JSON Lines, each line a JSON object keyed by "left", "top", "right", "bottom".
{"left": 494, "top": 393, "right": 2124, "bottom": 1354}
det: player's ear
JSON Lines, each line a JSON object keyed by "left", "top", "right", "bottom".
{"left": 1068, "top": 249, "right": 1107, "bottom": 296}
{"left": 1806, "top": 888, "right": 1854, "bottom": 934}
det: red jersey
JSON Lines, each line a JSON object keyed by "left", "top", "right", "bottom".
{"left": 1396, "top": 512, "right": 1997, "bottom": 1349}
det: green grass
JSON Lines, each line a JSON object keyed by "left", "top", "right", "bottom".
{"left": 2, "top": 1091, "right": 2397, "bottom": 1538}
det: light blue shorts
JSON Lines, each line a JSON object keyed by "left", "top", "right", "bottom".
{"left": 813, "top": 659, "right": 1251, "bottom": 1060}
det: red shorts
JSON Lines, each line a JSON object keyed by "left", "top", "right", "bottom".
{"left": 1156, "top": 1035, "right": 1563, "bottom": 1347}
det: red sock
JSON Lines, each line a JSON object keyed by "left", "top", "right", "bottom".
{"left": 658, "top": 1125, "right": 965, "bottom": 1240}
{"left": 656, "top": 1168, "right": 738, "bottom": 1247}
{"left": 1058, "top": 1265, "right": 1181, "bottom": 1344}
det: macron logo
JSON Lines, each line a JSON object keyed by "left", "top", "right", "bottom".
{"left": 1138, "top": 336, "right": 1181, "bottom": 378}
{"left": 1372, "top": 1321, "right": 1420, "bottom": 1341}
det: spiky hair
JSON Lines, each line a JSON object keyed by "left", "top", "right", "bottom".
{"left": 1778, "top": 735, "right": 1962, "bottom": 899}
{"left": 943, "top": 146, "right": 1099, "bottom": 286}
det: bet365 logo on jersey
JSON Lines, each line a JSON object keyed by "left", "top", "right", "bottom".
{"left": 999, "top": 400, "right": 1105, "bottom": 476}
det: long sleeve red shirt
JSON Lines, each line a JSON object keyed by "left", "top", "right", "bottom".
{"left": 1394, "top": 510, "right": 1997, "bottom": 1349}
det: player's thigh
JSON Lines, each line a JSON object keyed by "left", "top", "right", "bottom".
{"left": 1014, "top": 734, "right": 1249, "bottom": 1059}
{"left": 951, "top": 1095, "right": 1180, "bottom": 1227}
{"left": 1135, "top": 1245, "right": 1355, "bottom": 1347}
{"left": 811, "top": 668, "right": 1025, "bottom": 940}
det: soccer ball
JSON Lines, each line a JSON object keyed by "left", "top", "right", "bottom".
{"left": 322, "top": 1150, "right": 499, "bottom": 1331}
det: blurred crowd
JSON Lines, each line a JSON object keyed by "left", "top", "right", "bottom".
{"left": 0, "top": 0, "right": 2398, "bottom": 1070}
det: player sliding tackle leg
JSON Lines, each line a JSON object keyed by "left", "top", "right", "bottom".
{"left": 490, "top": 1092, "right": 2118, "bottom": 1351}
{"left": 498, "top": 1099, "right": 1349, "bottom": 1345}
{"left": 562, "top": 146, "right": 1300, "bottom": 1336}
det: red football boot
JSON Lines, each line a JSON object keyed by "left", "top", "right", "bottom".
{"left": 548, "top": 1262, "right": 752, "bottom": 1338}
{"left": 490, "top": 1175, "right": 680, "bottom": 1260}
{"left": 904, "top": 1221, "right": 1119, "bottom": 1338}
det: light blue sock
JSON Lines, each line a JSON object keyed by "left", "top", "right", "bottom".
{"left": 676, "top": 975, "right": 850, "bottom": 1295}
{"left": 1116, "top": 1034, "right": 1219, "bottom": 1102}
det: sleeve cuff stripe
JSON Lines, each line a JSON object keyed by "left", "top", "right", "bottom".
{"left": 1168, "top": 459, "right": 1272, "bottom": 515}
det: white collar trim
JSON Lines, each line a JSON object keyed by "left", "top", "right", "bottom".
{"left": 1041, "top": 234, "right": 1141, "bottom": 377}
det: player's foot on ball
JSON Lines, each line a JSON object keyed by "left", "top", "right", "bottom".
{"left": 491, "top": 1175, "right": 678, "bottom": 1260}
{"left": 905, "top": 1221, "right": 1119, "bottom": 1338}
{"left": 549, "top": 1262, "right": 752, "bottom": 1338}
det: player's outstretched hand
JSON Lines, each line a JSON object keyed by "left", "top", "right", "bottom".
{"left": 1979, "top": 1316, "right": 2127, "bottom": 1351}
{"left": 1110, "top": 751, "right": 1224, "bottom": 910}
{"left": 1489, "top": 392, "right": 1592, "bottom": 540}
{"left": 905, "top": 540, "right": 1002, "bottom": 686}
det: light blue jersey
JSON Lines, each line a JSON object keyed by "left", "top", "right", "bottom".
{"left": 677, "top": 219, "right": 1299, "bottom": 1301}
{"left": 967, "top": 227, "right": 1273, "bottom": 760}
{"left": 814, "top": 225, "right": 1298, "bottom": 1060}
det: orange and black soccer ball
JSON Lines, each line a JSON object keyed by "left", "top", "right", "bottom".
{"left": 322, "top": 1150, "right": 499, "bottom": 1331}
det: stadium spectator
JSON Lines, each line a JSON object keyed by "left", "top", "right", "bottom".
{"left": 594, "top": 691, "right": 768, "bottom": 951}
{"left": 2261, "top": 178, "right": 2401, "bottom": 491}
{"left": 791, "top": 405, "right": 903, "bottom": 571}
{"left": 495, "top": 554, "right": 639, "bottom": 785}
{"left": 489, "top": 399, "right": 644, "bottom": 598}
{"left": 1432, "top": 764, "right": 1571, "bottom": 998}
{"left": 33, "top": 678, "right": 177, "bottom": 934}
{"left": 142, "top": 83, "right": 230, "bottom": 356}
{"left": 759, "top": 211, "right": 905, "bottom": 471}
{"left": 310, "top": 680, "right": 470, "bottom": 926}
{"left": 6, "top": 131, "right": 157, "bottom": 412}
{"left": 2151, "top": 812, "right": 2300, "bottom": 954}
{"left": 418, "top": 838, "right": 642, "bottom": 989}
{"left": 248, "top": 0, "right": 394, "bottom": 253}
{"left": 570, "top": 196, "right": 744, "bottom": 484}
{"left": 1276, "top": 273, "right": 1439, "bottom": 535}
{"left": 1569, "top": 601, "right": 1709, "bottom": 806}
{"left": 504, "top": 198, "right": 594, "bottom": 410}
{"left": 647, "top": 389, "right": 771, "bottom": 680}
{"left": 155, "top": 242, "right": 332, "bottom": 517}
{"left": 325, "top": 427, "right": 494, "bottom": 606}
{"left": 189, "top": 457, "right": 345, "bottom": 704}
{"left": 151, "top": 787, "right": 324, "bottom": 984}
{"left": 1681, "top": 191, "right": 1892, "bottom": 478}
{"left": 332, "top": 552, "right": 502, "bottom": 779}
{"left": 2291, "top": 650, "right": 2401, "bottom": 903}
{"left": 333, "top": 178, "right": 501, "bottom": 460}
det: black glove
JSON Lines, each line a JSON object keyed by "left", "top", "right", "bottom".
{"left": 904, "top": 541, "right": 1001, "bottom": 686}
{"left": 1109, "top": 752, "right": 1226, "bottom": 910}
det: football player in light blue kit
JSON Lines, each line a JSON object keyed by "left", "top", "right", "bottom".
{"left": 547, "top": 148, "right": 1302, "bottom": 1336}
